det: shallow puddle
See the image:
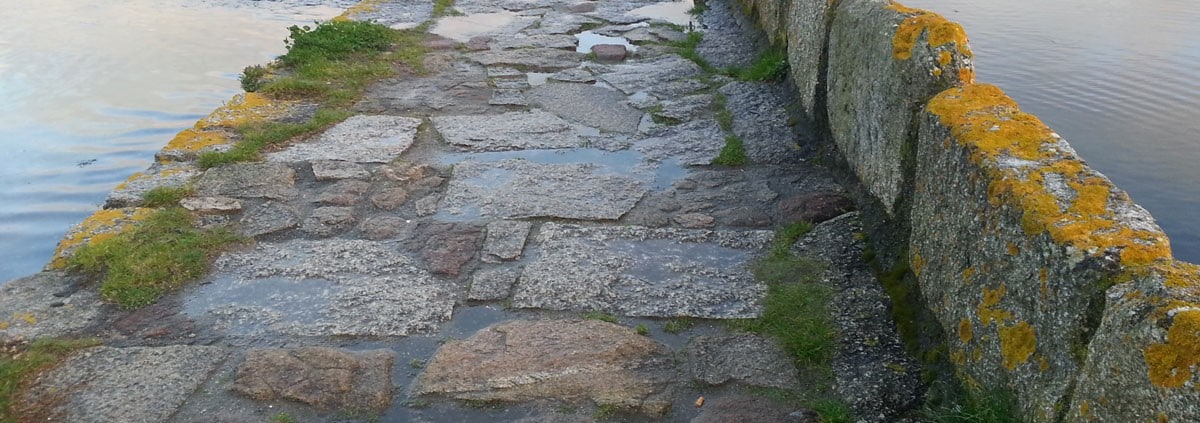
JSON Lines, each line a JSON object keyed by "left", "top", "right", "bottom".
{"left": 430, "top": 11, "right": 523, "bottom": 42}
{"left": 574, "top": 31, "right": 637, "bottom": 53}
{"left": 628, "top": 0, "right": 696, "bottom": 26}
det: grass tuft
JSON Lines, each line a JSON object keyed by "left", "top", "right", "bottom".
{"left": 671, "top": 32, "right": 713, "bottom": 72}
{"left": 433, "top": 0, "right": 460, "bottom": 17}
{"left": 712, "top": 135, "right": 747, "bottom": 166}
{"left": 923, "top": 388, "right": 1020, "bottom": 423}
{"left": 198, "top": 107, "right": 353, "bottom": 168}
{"left": 662, "top": 317, "right": 695, "bottom": 334}
{"left": 141, "top": 186, "right": 192, "bottom": 208}
{"left": 67, "top": 208, "right": 240, "bottom": 308}
{"left": 0, "top": 338, "right": 101, "bottom": 423}
{"left": 811, "top": 399, "right": 855, "bottom": 423}
{"left": 239, "top": 65, "right": 268, "bottom": 92}
{"left": 280, "top": 20, "right": 395, "bottom": 67}
{"left": 582, "top": 311, "right": 619, "bottom": 324}
{"left": 732, "top": 48, "right": 789, "bottom": 82}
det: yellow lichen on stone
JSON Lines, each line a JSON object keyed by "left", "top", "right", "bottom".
{"left": 1039, "top": 355, "right": 1050, "bottom": 372}
{"left": 49, "top": 207, "right": 153, "bottom": 268}
{"left": 958, "top": 318, "right": 974, "bottom": 343}
{"left": 196, "top": 93, "right": 291, "bottom": 130}
{"left": 13, "top": 312, "right": 36, "bottom": 325}
{"left": 335, "top": 0, "right": 387, "bottom": 21}
{"left": 886, "top": 2, "right": 973, "bottom": 61}
{"left": 1156, "top": 261, "right": 1200, "bottom": 290}
{"left": 1006, "top": 242, "right": 1020, "bottom": 255}
{"left": 163, "top": 128, "right": 230, "bottom": 154}
{"left": 911, "top": 251, "right": 925, "bottom": 276}
{"left": 1144, "top": 309, "right": 1200, "bottom": 388}
{"left": 0, "top": 321, "right": 8, "bottom": 330}
{"left": 999, "top": 320, "right": 1037, "bottom": 370}
{"left": 938, "top": 51, "right": 953, "bottom": 66}
{"left": 978, "top": 285, "right": 1013, "bottom": 325}
{"left": 962, "top": 266, "right": 975, "bottom": 284}
{"left": 1079, "top": 400, "right": 1090, "bottom": 418}
{"left": 930, "top": 84, "right": 1172, "bottom": 267}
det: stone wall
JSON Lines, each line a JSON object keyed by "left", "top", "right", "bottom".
{"left": 736, "top": 0, "right": 1200, "bottom": 421}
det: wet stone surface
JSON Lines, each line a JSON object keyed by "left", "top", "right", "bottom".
{"left": 12, "top": 0, "right": 925, "bottom": 421}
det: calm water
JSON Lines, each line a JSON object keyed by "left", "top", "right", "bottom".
{"left": 904, "top": 0, "right": 1200, "bottom": 263}
{"left": 0, "top": 0, "right": 354, "bottom": 282}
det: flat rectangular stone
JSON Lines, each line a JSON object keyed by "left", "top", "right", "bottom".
{"left": 482, "top": 220, "right": 534, "bottom": 263}
{"left": 511, "top": 223, "right": 774, "bottom": 318}
{"left": 311, "top": 160, "right": 371, "bottom": 180}
{"left": 184, "top": 240, "right": 453, "bottom": 337}
{"left": 431, "top": 110, "right": 582, "bottom": 151}
{"left": 268, "top": 115, "right": 421, "bottom": 164}
{"left": 439, "top": 160, "right": 647, "bottom": 220}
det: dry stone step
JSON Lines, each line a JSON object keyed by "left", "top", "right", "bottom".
{"left": 439, "top": 159, "right": 648, "bottom": 221}
{"left": 413, "top": 319, "right": 675, "bottom": 416}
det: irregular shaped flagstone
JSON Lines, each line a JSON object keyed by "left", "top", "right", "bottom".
{"left": 232, "top": 347, "right": 396, "bottom": 413}
{"left": 184, "top": 239, "right": 453, "bottom": 337}
{"left": 432, "top": 110, "right": 583, "bottom": 151}
{"left": 634, "top": 119, "right": 725, "bottom": 165}
{"left": 512, "top": 223, "right": 774, "bottom": 318}
{"left": 22, "top": 346, "right": 227, "bottom": 423}
{"left": 194, "top": 162, "right": 298, "bottom": 200}
{"left": 597, "top": 55, "right": 702, "bottom": 95}
{"left": 413, "top": 319, "right": 675, "bottom": 416}
{"left": 268, "top": 115, "right": 421, "bottom": 164}
{"left": 467, "top": 48, "right": 584, "bottom": 71}
{"left": 528, "top": 83, "right": 643, "bottom": 134}
{"left": 439, "top": 159, "right": 647, "bottom": 220}
{"left": 481, "top": 220, "right": 534, "bottom": 263}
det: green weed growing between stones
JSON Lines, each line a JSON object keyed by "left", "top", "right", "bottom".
{"left": 662, "top": 317, "right": 695, "bottom": 334}
{"left": 269, "top": 412, "right": 296, "bottom": 423}
{"left": 0, "top": 338, "right": 101, "bottom": 423}
{"left": 67, "top": 207, "right": 240, "bottom": 308}
{"left": 582, "top": 311, "right": 619, "bottom": 323}
{"left": 923, "top": 387, "right": 1020, "bottom": 423}
{"left": 731, "top": 48, "right": 789, "bottom": 82}
{"left": 198, "top": 107, "right": 353, "bottom": 168}
{"left": 811, "top": 399, "right": 855, "bottom": 423}
{"left": 635, "top": 324, "right": 650, "bottom": 336}
{"left": 141, "top": 185, "right": 193, "bottom": 208}
{"left": 688, "top": 0, "right": 708, "bottom": 16}
{"left": 670, "top": 31, "right": 714, "bottom": 72}
{"left": 433, "top": 0, "right": 460, "bottom": 17}
{"left": 712, "top": 135, "right": 748, "bottom": 166}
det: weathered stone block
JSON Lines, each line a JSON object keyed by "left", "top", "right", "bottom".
{"left": 826, "top": 0, "right": 973, "bottom": 213}
{"left": 910, "top": 84, "right": 1171, "bottom": 420}
{"left": 1066, "top": 261, "right": 1200, "bottom": 423}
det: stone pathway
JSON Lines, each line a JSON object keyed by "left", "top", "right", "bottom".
{"left": 5, "top": 0, "right": 921, "bottom": 421}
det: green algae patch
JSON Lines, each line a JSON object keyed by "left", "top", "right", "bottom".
{"left": 0, "top": 338, "right": 101, "bottom": 423}
{"left": 927, "top": 84, "right": 1172, "bottom": 267}
{"left": 66, "top": 208, "right": 240, "bottom": 309}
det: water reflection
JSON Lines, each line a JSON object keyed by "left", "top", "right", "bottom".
{"left": 904, "top": 0, "right": 1200, "bottom": 262}
{"left": 0, "top": 0, "right": 352, "bottom": 282}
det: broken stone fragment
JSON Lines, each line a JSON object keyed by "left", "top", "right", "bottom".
{"left": 591, "top": 44, "right": 628, "bottom": 62}
{"left": 232, "top": 347, "right": 396, "bottom": 413}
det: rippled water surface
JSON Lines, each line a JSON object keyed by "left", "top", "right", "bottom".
{"left": 904, "top": 0, "right": 1200, "bottom": 262}
{"left": 0, "top": 0, "right": 353, "bottom": 282}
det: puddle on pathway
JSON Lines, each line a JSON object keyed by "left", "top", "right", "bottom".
{"left": 575, "top": 31, "right": 638, "bottom": 53}
{"left": 431, "top": 11, "right": 522, "bottom": 42}
{"left": 629, "top": 0, "right": 696, "bottom": 26}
